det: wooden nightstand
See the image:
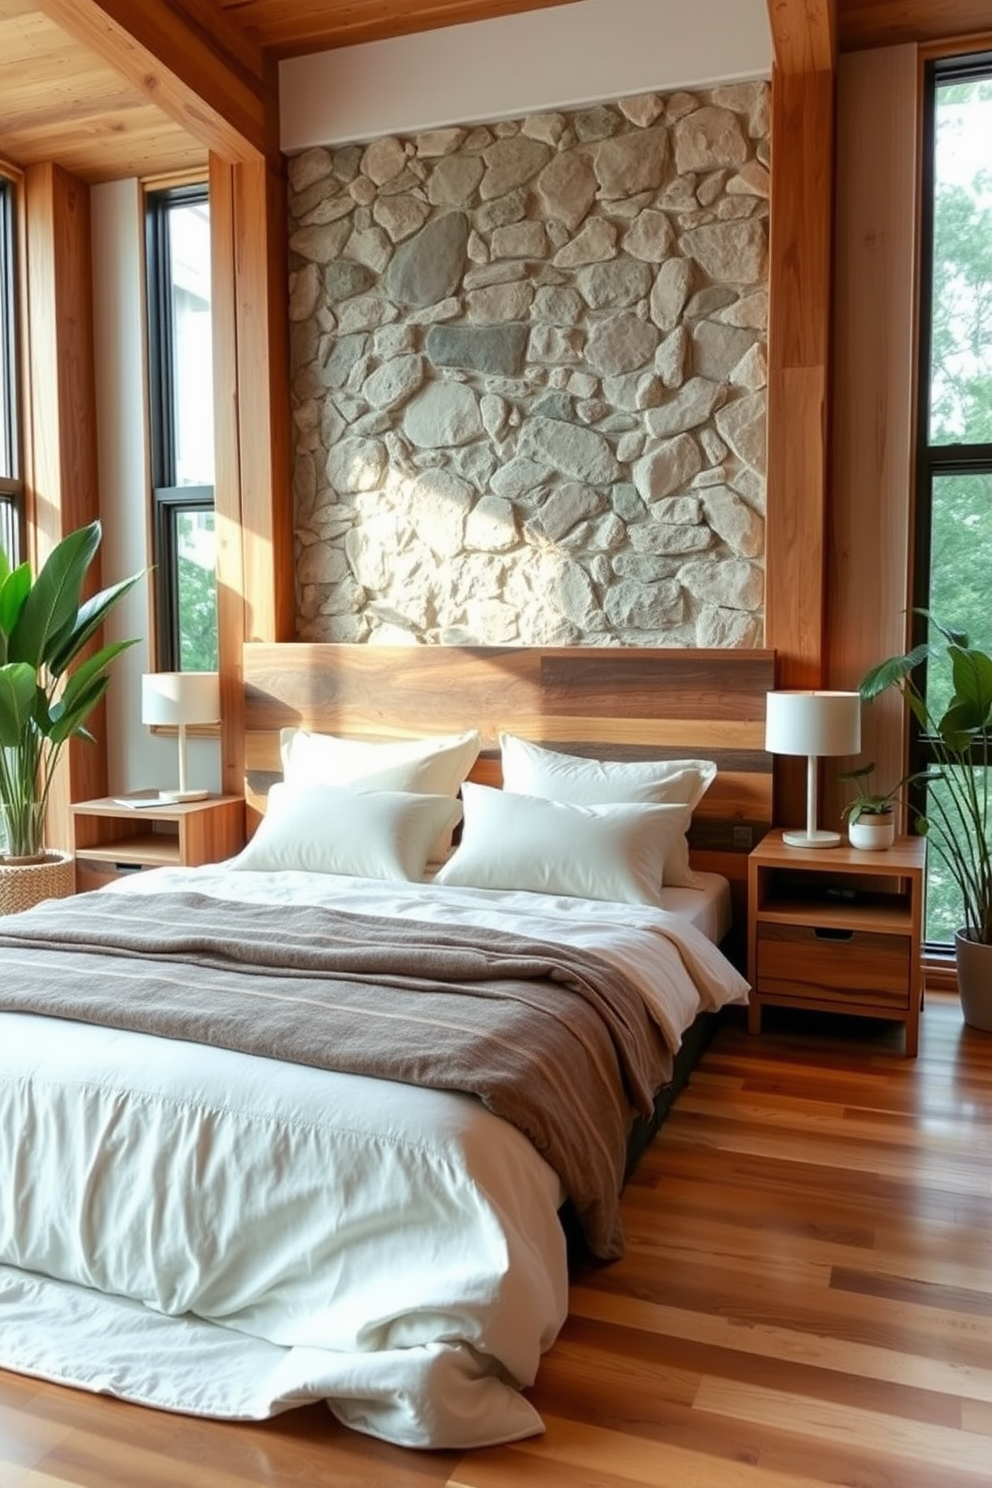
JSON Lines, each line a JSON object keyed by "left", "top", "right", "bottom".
{"left": 747, "top": 829, "right": 926, "bottom": 1057}
{"left": 71, "top": 794, "right": 245, "bottom": 893}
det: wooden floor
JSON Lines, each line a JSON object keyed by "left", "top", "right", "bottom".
{"left": 3, "top": 993, "right": 991, "bottom": 1487}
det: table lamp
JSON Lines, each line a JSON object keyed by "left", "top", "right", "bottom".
{"left": 141, "top": 672, "right": 220, "bottom": 803}
{"left": 765, "top": 690, "right": 862, "bottom": 848}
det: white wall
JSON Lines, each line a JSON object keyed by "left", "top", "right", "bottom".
{"left": 90, "top": 179, "right": 221, "bottom": 797}
{"left": 280, "top": 0, "right": 771, "bottom": 149}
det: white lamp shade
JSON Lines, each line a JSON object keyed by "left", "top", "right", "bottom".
{"left": 141, "top": 672, "right": 220, "bottom": 728}
{"left": 765, "top": 691, "right": 861, "bottom": 758}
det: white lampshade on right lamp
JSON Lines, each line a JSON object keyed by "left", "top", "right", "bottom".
{"left": 765, "top": 690, "right": 862, "bottom": 848}
{"left": 141, "top": 672, "right": 220, "bottom": 803}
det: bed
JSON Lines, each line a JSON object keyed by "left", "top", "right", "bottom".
{"left": 0, "top": 643, "right": 773, "bottom": 1451}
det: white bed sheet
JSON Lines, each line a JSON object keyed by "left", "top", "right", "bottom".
{"left": 0, "top": 867, "right": 748, "bottom": 1449}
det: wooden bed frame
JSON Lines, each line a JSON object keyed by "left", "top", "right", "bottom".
{"left": 243, "top": 643, "right": 775, "bottom": 932}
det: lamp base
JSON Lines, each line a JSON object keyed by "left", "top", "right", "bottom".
{"left": 156, "top": 788, "right": 209, "bottom": 804}
{"left": 781, "top": 828, "right": 843, "bottom": 849}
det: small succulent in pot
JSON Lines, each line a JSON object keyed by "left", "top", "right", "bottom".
{"left": 839, "top": 761, "right": 908, "bottom": 826}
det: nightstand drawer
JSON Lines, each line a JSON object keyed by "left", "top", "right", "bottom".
{"left": 756, "top": 922, "right": 911, "bottom": 1010}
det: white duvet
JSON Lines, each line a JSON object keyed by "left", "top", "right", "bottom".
{"left": 0, "top": 867, "right": 748, "bottom": 1449}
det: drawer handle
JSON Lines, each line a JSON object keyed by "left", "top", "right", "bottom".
{"left": 814, "top": 927, "right": 854, "bottom": 942}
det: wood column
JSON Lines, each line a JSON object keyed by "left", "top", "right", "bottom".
{"left": 764, "top": 0, "right": 837, "bottom": 827}
{"left": 210, "top": 152, "right": 293, "bottom": 799}
{"left": 21, "top": 162, "right": 106, "bottom": 848}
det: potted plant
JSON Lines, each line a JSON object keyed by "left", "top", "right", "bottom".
{"left": 0, "top": 521, "right": 141, "bottom": 911}
{"left": 860, "top": 613, "right": 992, "bottom": 1031}
{"left": 838, "top": 762, "right": 900, "bottom": 850}
{"left": 838, "top": 760, "right": 930, "bottom": 850}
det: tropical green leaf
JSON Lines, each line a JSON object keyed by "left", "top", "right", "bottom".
{"left": 0, "top": 562, "right": 32, "bottom": 646}
{"left": 46, "top": 674, "right": 111, "bottom": 747}
{"left": 7, "top": 522, "right": 101, "bottom": 668}
{"left": 46, "top": 572, "right": 144, "bottom": 677}
{"left": 946, "top": 644, "right": 992, "bottom": 729}
{"left": 0, "top": 663, "right": 39, "bottom": 748}
{"left": 51, "top": 640, "right": 137, "bottom": 724}
{"left": 859, "top": 643, "right": 932, "bottom": 703}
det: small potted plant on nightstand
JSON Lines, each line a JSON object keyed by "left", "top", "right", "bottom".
{"left": 838, "top": 761, "right": 924, "bottom": 851}
{"left": 0, "top": 522, "right": 141, "bottom": 914}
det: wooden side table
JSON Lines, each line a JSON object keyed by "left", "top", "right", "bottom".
{"left": 71, "top": 794, "right": 245, "bottom": 893}
{"left": 747, "top": 829, "right": 926, "bottom": 1056}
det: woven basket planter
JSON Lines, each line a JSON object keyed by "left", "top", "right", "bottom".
{"left": 0, "top": 851, "right": 75, "bottom": 917}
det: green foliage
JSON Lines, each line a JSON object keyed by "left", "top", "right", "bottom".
{"left": 860, "top": 614, "right": 992, "bottom": 944}
{"left": 0, "top": 522, "right": 142, "bottom": 859}
{"left": 837, "top": 761, "right": 928, "bottom": 826}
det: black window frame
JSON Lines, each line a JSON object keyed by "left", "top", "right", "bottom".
{"left": 145, "top": 181, "right": 215, "bottom": 672}
{"left": 912, "top": 49, "right": 992, "bottom": 950}
{"left": 0, "top": 170, "right": 23, "bottom": 568}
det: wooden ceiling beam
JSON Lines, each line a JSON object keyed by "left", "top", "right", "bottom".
{"left": 31, "top": 0, "right": 277, "bottom": 163}
{"left": 766, "top": 0, "right": 836, "bottom": 73}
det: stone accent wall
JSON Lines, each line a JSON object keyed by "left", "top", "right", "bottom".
{"left": 288, "top": 82, "right": 768, "bottom": 648}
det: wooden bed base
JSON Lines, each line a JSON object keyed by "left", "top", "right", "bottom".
{"left": 243, "top": 643, "right": 775, "bottom": 931}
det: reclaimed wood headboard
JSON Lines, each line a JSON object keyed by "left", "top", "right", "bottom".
{"left": 243, "top": 643, "right": 775, "bottom": 920}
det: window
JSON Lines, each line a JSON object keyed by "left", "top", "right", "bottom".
{"left": 915, "top": 53, "right": 992, "bottom": 945}
{"left": 0, "top": 171, "right": 21, "bottom": 569}
{"left": 146, "top": 184, "right": 217, "bottom": 672}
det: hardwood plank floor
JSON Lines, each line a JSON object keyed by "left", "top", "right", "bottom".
{"left": 2, "top": 992, "right": 989, "bottom": 1487}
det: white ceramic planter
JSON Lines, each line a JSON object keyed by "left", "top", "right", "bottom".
{"left": 956, "top": 930, "right": 992, "bottom": 1032}
{"left": 847, "top": 815, "right": 896, "bottom": 851}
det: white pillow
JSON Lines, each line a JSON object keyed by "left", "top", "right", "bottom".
{"left": 281, "top": 727, "right": 481, "bottom": 862}
{"left": 434, "top": 783, "right": 691, "bottom": 907}
{"left": 499, "top": 734, "right": 717, "bottom": 888}
{"left": 280, "top": 728, "right": 481, "bottom": 796}
{"left": 230, "top": 782, "right": 462, "bottom": 882}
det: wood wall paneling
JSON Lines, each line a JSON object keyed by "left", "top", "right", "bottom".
{"left": 767, "top": 0, "right": 836, "bottom": 71}
{"left": 825, "top": 45, "right": 919, "bottom": 832}
{"left": 211, "top": 152, "right": 294, "bottom": 798}
{"left": 838, "top": 0, "right": 992, "bottom": 51}
{"left": 22, "top": 162, "right": 106, "bottom": 848}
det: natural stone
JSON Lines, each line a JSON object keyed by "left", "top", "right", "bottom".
{"left": 594, "top": 126, "right": 667, "bottom": 198}
{"left": 692, "top": 321, "right": 757, "bottom": 382}
{"left": 551, "top": 560, "right": 605, "bottom": 629}
{"left": 527, "top": 483, "right": 603, "bottom": 542}
{"left": 682, "top": 219, "right": 767, "bottom": 283}
{"left": 362, "top": 136, "right": 407, "bottom": 185}
{"left": 299, "top": 192, "right": 355, "bottom": 226}
{"left": 406, "top": 469, "right": 474, "bottom": 557}
{"left": 348, "top": 177, "right": 377, "bottom": 206}
{"left": 536, "top": 150, "right": 599, "bottom": 230}
{"left": 655, "top": 325, "right": 689, "bottom": 387}
{"left": 585, "top": 312, "right": 659, "bottom": 376}
{"left": 319, "top": 333, "right": 369, "bottom": 388}
{"left": 362, "top": 355, "right": 425, "bottom": 410}
{"left": 491, "top": 456, "right": 551, "bottom": 499}
{"left": 324, "top": 261, "right": 375, "bottom": 302}
{"left": 519, "top": 415, "right": 618, "bottom": 484}
{"left": 326, "top": 437, "right": 387, "bottom": 494}
{"left": 645, "top": 380, "right": 727, "bottom": 444}
{"left": 623, "top": 209, "right": 676, "bottom": 263}
{"left": 679, "top": 558, "right": 763, "bottom": 611}
{"left": 426, "top": 323, "right": 529, "bottom": 377}
{"left": 290, "top": 221, "right": 351, "bottom": 264}
{"left": 289, "top": 148, "right": 335, "bottom": 195}
{"left": 528, "top": 325, "right": 584, "bottom": 363}
{"left": 632, "top": 433, "right": 703, "bottom": 501}
{"left": 604, "top": 579, "right": 684, "bottom": 629}
{"left": 673, "top": 106, "right": 748, "bottom": 173}
{"left": 715, "top": 391, "right": 767, "bottom": 474}
{"left": 428, "top": 154, "right": 485, "bottom": 205}
{"left": 575, "top": 106, "right": 620, "bottom": 143}
{"left": 289, "top": 264, "right": 321, "bottom": 321}
{"left": 491, "top": 221, "right": 548, "bottom": 259}
{"left": 416, "top": 128, "right": 466, "bottom": 157}
{"left": 576, "top": 258, "right": 652, "bottom": 310}
{"left": 630, "top": 521, "right": 712, "bottom": 555}
{"left": 619, "top": 93, "right": 664, "bottom": 128}
{"left": 466, "top": 282, "right": 533, "bottom": 322}
{"left": 466, "top": 495, "right": 517, "bottom": 550}
{"left": 337, "top": 296, "right": 398, "bottom": 334}
{"left": 727, "top": 161, "right": 771, "bottom": 197}
{"left": 650, "top": 258, "right": 694, "bottom": 331}
{"left": 701, "top": 485, "right": 764, "bottom": 556}
{"left": 552, "top": 219, "right": 618, "bottom": 268}
{"left": 719, "top": 289, "right": 768, "bottom": 329}
{"left": 403, "top": 382, "right": 482, "bottom": 447}
{"left": 480, "top": 136, "right": 552, "bottom": 199}
{"left": 385, "top": 212, "right": 469, "bottom": 306}
{"left": 533, "top": 286, "right": 584, "bottom": 323}
{"left": 696, "top": 605, "right": 762, "bottom": 648}
{"left": 476, "top": 190, "right": 526, "bottom": 233}
{"left": 732, "top": 342, "right": 768, "bottom": 391}
{"left": 373, "top": 194, "right": 431, "bottom": 242}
